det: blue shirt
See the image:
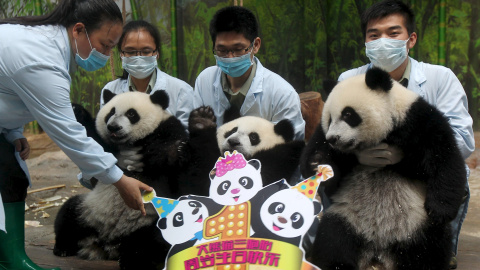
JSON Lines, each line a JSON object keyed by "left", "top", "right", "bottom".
{"left": 338, "top": 57, "right": 474, "bottom": 160}
{"left": 101, "top": 67, "right": 194, "bottom": 129}
{"left": 194, "top": 57, "right": 305, "bottom": 140}
{"left": 0, "top": 24, "right": 122, "bottom": 185}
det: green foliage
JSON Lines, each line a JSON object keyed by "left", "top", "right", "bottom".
{"left": 2, "top": 0, "right": 480, "bottom": 129}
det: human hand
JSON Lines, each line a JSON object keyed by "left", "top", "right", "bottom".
{"left": 355, "top": 143, "right": 403, "bottom": 167}
{"left": 113, "top": 175, "right": 153, "bottom": 216}
{"left": 13, "top": 138, "right": 30, "bottom": 160}
{"left": 117, "top": 146, "right": 144, "bottom": 172}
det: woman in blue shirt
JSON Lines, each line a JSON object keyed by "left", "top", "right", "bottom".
{"left": 0, "top": 1, "right": 152, "bottom": 269}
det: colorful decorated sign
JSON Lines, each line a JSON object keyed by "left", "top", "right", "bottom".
{"left": 143, "top": 151, "right": 333, "bottom": 270}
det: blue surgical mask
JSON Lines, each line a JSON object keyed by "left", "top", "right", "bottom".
{"left": 121, "top": 56, "right": 157, "bottom": 79}
{"left": 74, "top": 29, "right": 110, "bottom": 72}
{"left": 365, "top": 38, "right": 409, "bottom": 72}
{"left": 214, "top": 52, "right": 253, "bottom": 77}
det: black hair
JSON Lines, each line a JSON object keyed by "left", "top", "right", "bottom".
{"left": 0, "top": 0, "right": 122, "bottom": 32}
{"left": 118, "top": 20, "right": 161, "bottom": 79}
{"left": 209, "top": 6, "right": 258, "bottom": 47}
{"left": 118, "top": 20, "right": 161, "bottom": 53}
{"left": 361, "top": 0, "right": 415, "bottom": 39}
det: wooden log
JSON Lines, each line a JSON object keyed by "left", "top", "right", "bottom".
{"left": 299, "top": 91, "right": 324, "bottom": 142}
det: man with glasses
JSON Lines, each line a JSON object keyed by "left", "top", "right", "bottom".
{"left": 193, "top": 6, "right": 305, "bottom": 140}
{"left": 101, "top": 20, "right": 194, "bottom": 129}
{"left": 335, "top": 1, "right": 473, "bottom": 268}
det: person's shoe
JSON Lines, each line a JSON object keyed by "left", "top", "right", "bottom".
{"left": 449, "top": 252, "right": 458, "bottom": 269}
{"left": 0, "top": 201, "right": 61, "bottom": 270}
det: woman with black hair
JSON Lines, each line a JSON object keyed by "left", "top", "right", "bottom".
{"left": 101, "top": 20, "right": 193, "bottom": 129}
{"left": 0, "top": 1, "right": 152, "bottom": 269}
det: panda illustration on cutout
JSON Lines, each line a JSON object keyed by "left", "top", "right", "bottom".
{"left": 250, "top": 165, "right": 332, "bottom": 246}
{"left": 142, "top": 191, "right": 222, "bottom": 257}
{"left": 141, "top": 150, "right": 333, "bottom": 270}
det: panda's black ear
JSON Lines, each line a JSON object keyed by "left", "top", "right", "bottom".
{"left": 323, "top": 79, "right": 337, "bottom": 98}
{"left": 158, "top": 218, "right": 167, "bottom": 230}
{"left": 313, "top": 201, "right": 323, "bottom": 215}
{"left": 365, "top": 67, "right": 393, "bottom": 92}
{"left": 274, "top": 119, "right": 294, "bottom": 142}
{"left": 248, "top": 159, "right": 261, "bottom": 170}
{"left": 150, "top": 90, "right": 170, "bottom": 110}
{"left": 103, "top": 89, "right": 116, "bottom": 104}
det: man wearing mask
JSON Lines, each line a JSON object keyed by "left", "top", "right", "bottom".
{"left": 193, "top": 6, "right": 305, "bottom": 141}
{"left": 338, "top": 1, "right": 474, "bottom": 268}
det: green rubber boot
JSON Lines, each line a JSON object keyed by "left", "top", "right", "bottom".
{"left": 0, "top": 202, "right": 60, "bottom": 270}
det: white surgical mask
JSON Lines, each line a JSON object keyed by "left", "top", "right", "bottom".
{"left": 365, "top": 37, "right": 409, "bottom": 72}
{"left": 122, "top": 56, "right": 157, "bottom": 79}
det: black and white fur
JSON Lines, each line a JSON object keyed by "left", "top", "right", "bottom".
{"left": 177, "top": 107, "right": 305, "bottom": 196}
{"left": 54, "top": 90, "right": 187, "bottom": 269}
{"left": 301, "top": 67, "right": 466, "bottom": 270}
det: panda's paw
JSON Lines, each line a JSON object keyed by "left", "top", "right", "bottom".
{"left": 189, "top": 106, "right": 217, "bottom": 132}
{"left": 308, "top": 152, "right": 323, "bottom": 174}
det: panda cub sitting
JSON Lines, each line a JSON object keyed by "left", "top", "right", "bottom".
{"left": 177, "top": 107, "right": 305, "bottom": 196}
{"left": 301, "top": 67, "right": 466, "bottom": 270}
{"left": 54, "top": 90, "right": 187, "bottom": 269}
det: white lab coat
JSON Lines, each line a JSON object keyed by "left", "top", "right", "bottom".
{"left": 194, "top": 57, "right": 305, "bottom": 140}
{"left": 338, "top": 57, "right": 474, "bottom": 160}
{"left": 101, "top": 68, "right": 194, "bottom": 129}
{"left": 0, "top": 24, "right": 123, "bottom": 231}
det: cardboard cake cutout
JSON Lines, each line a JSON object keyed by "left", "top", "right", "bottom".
{"left": 142, "top": 151, "right": 333, "bottom": 270}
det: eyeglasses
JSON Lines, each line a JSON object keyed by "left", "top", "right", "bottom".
{"left": 121, "top": 49, "right": 157, "bottom": 57}
{"left": 213, "top": 41, "right": 254, "bottom": 57}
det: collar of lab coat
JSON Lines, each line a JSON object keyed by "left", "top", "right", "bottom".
{"left": 213, "top": 57, "right": 265, "bottom": 113}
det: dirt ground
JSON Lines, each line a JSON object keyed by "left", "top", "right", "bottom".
{"left": 19, "top": 132, "right": 480, "bottom": 269}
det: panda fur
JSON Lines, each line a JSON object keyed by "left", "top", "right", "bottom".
{"left": 178, "top": 107, "right": 305, "bottom": 196}
{"left": 54, "top": 90, "right": 187, "bottom": 269}
{"left": 301, "top": 67, "right": 466, "bottom": 270}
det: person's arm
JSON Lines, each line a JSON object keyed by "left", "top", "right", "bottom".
{"left": 11, "top": 64, "right": 152, "bottom": 213}
{"left": 434, "top": 68, "right": 474, "bottom": 160}
{"left": 271, "top": 89, "right": 306, "bottom": 141}
{"left": 2, "top": 127, "right": 30, "bottom": 160}
{"left": 175, "top": 83, "right": 195, "bottom": 129}
{"left": 193, "top": 76, "right": 206, "bottom": 108}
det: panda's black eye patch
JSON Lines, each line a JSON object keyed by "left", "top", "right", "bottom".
{"left": 224, "top": 127, "right": 238, "bottom": 139}
{"left": 173, "top": 212, "right": 184, "bottom": 227}
{"left": 125, "top": 108, "right": 140, "bottom": 124}
{"left": 217, "top": 181, "right": 231, "bottom": 196}
{"left": 341, "top": 107, "right": 362, "bottom": 127}
{"left": 188, "top": 201, "right": 201, "bottom": 208}
{"left": 268, "top": 202, "right": 285, "bottom": 214}
{"left": 248, "top": 132, "right": 260, "bottom": 146}
{"left": 105, "top": 107, "right": 115, "bottom": 124}
{"left": 291, "top": 212, "right": 304, "bottom": 229}
{"left": 238, "top": 177, "right": 253, "bottom": 189}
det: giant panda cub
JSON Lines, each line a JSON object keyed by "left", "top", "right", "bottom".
{"left": 301, "top": 67, "right": 466, "bottom": 270}
{"left": 177, "top": 107, "right": 305, "bottom": 196}
{"left": 217, "top": 116, "right": 305, "bottom": 187}
{"left": 54, "top": 90, "right": 187, "bottom": 269}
